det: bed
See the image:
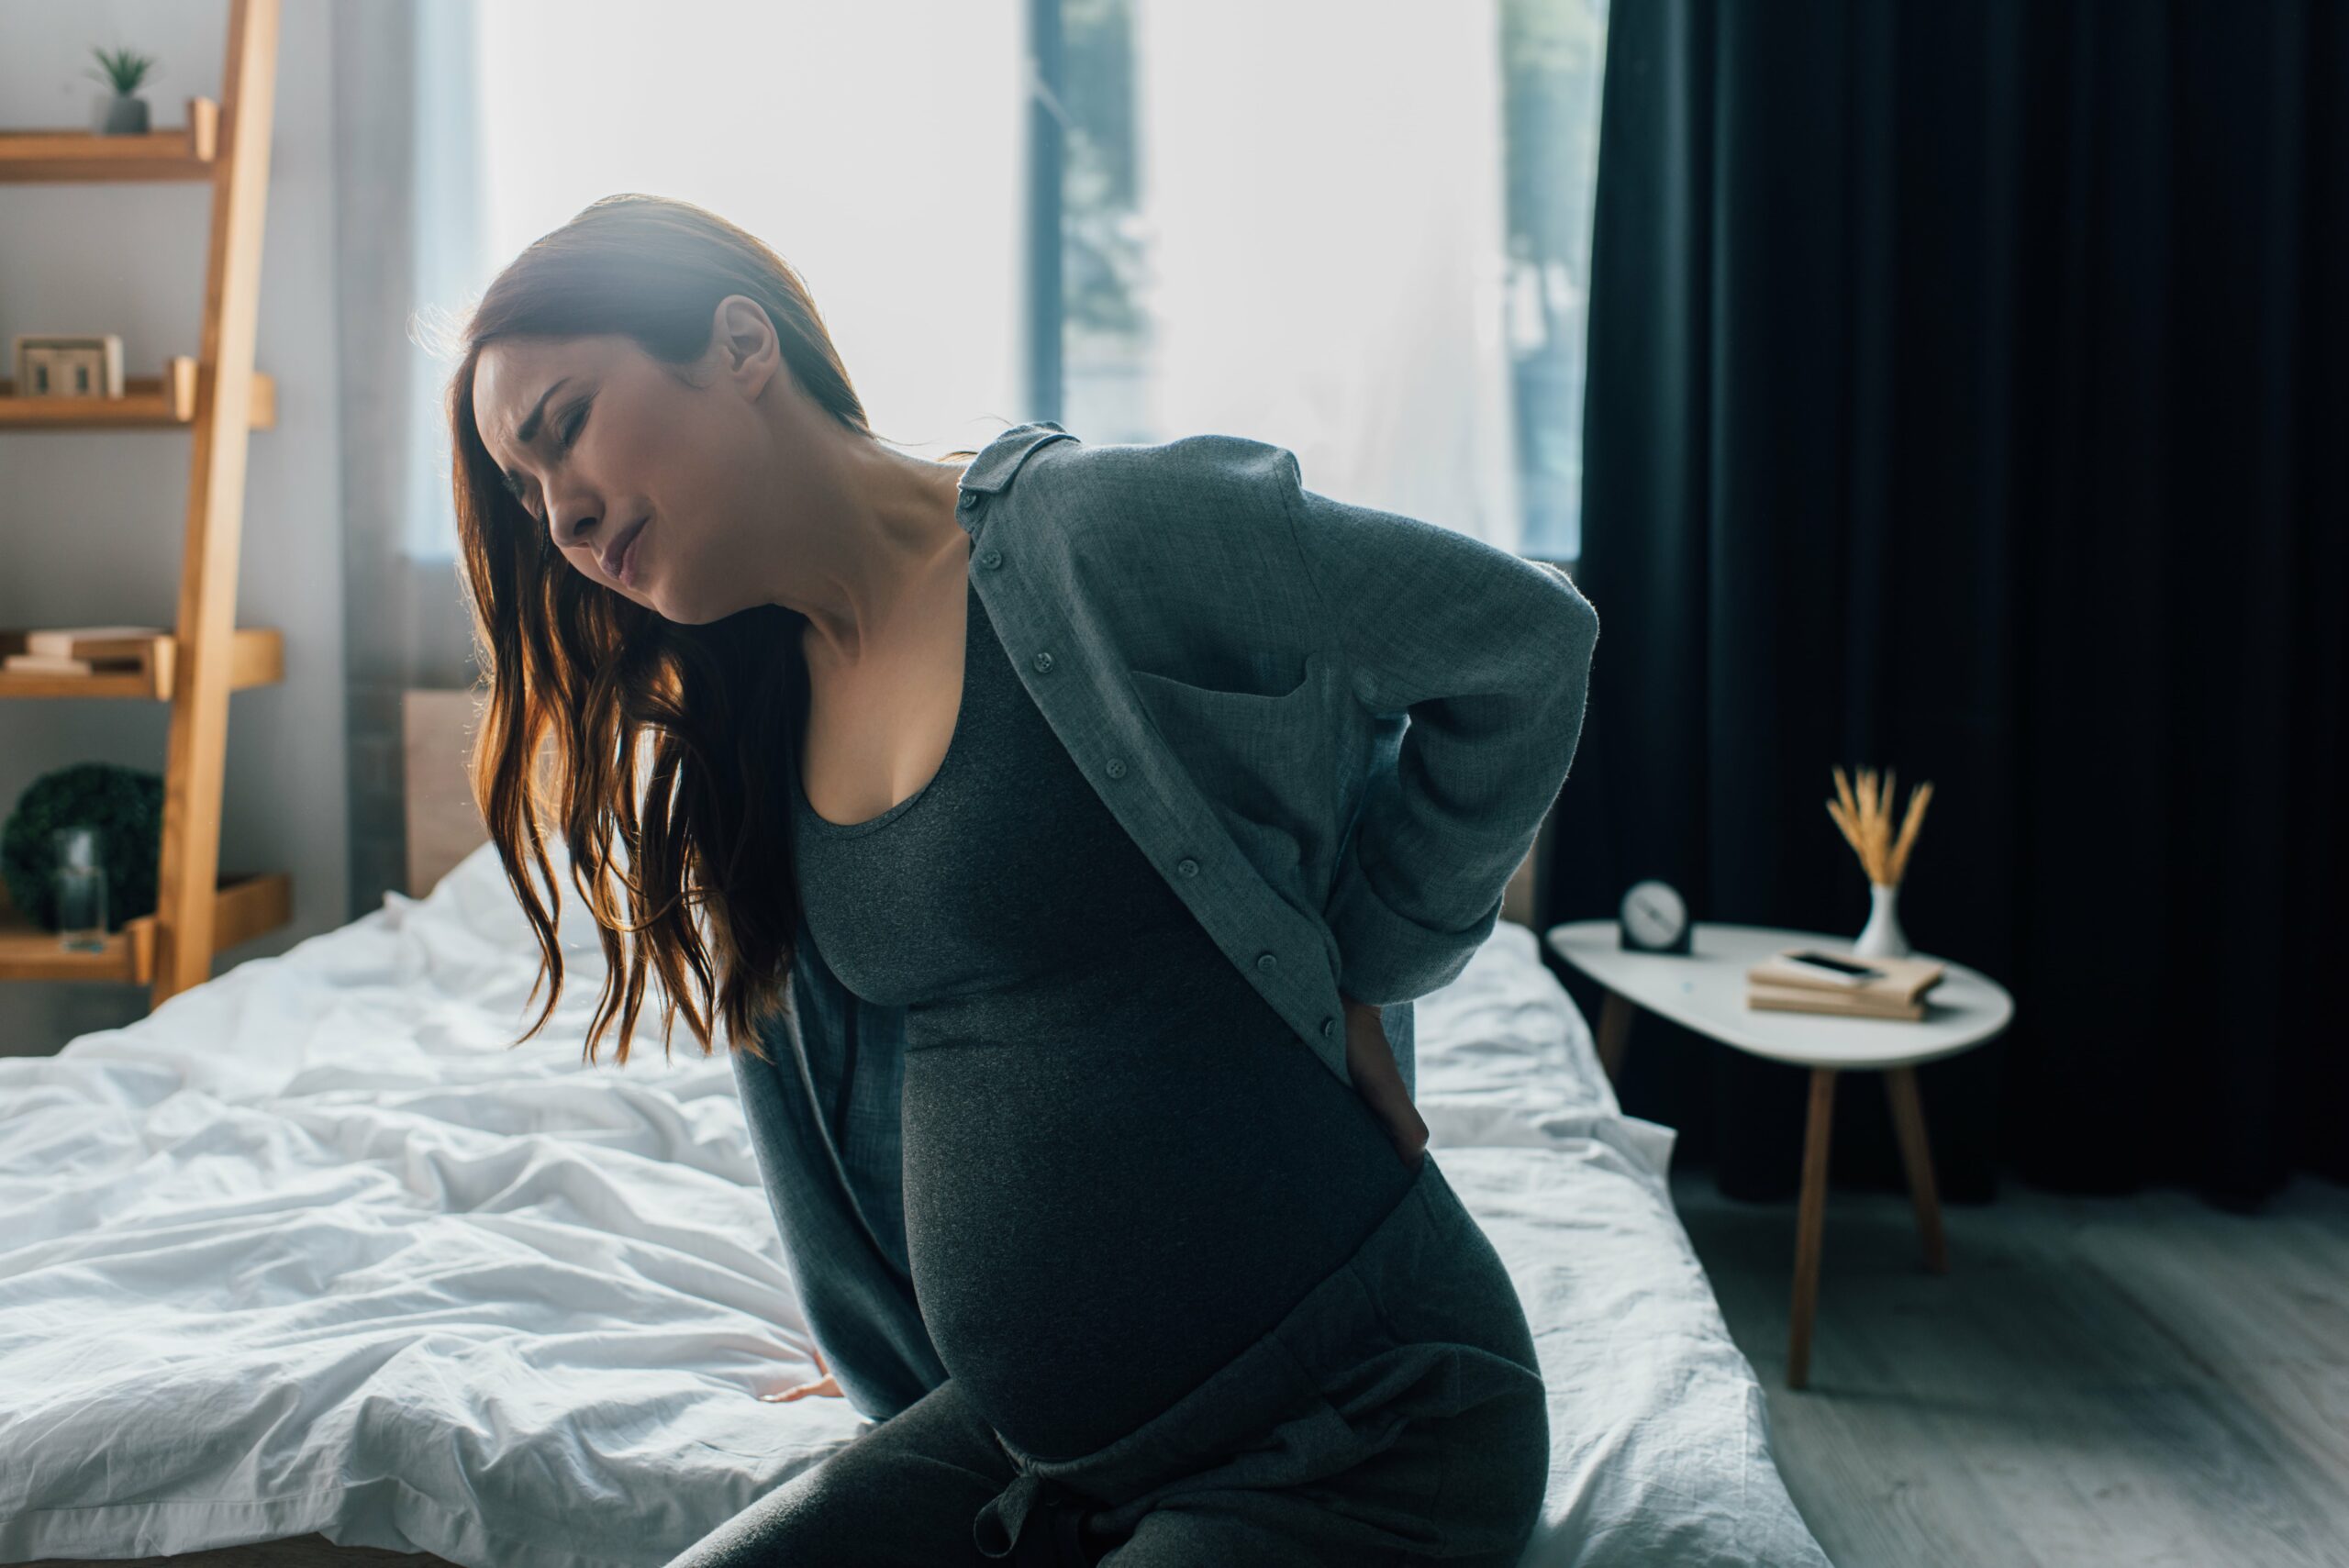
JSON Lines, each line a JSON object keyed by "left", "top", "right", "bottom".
{"left": 0, "top": 834, "right": 1832, "bottom": 1567}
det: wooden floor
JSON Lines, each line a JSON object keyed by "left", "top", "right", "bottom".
{"left": 1671, "top": 1168, "right": 2349, "bottom": 1568}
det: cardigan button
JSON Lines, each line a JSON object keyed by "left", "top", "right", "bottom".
{"left": 1176, "top": 858, "right": 1199, "bottom": 878}
{"left": 1256, "top": 951, "right": 1279, "bottom": 973}
{"left": 1031, "top": 651, "right": 1054, "bottom": 673}
{"left": 979, "top": 547, "right": 1003, "bottom": 569}
{"left": 1105, "top": 757, "right": 1126, "bottom": 778}
{"left": 959, "top": 490, "right": 983, "bottom": 509}
{"left": 1321, "top": 1017, "right": 1336, "bottom": 1040}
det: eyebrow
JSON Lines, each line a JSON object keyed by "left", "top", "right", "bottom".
{"left": 499, "top": 375, "right": 572, "bottom": 500}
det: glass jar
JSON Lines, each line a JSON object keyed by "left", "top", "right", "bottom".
{"left": 53, "top": 826, "right": 109, "bottom": 953}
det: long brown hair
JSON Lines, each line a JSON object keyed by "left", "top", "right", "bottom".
{"left": 443, "top": 192, "right": 975, "bottom": 1067}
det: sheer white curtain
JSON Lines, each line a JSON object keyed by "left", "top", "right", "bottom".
{"left": 394, "top": 0, "right": 491, "bottom": 566}
{"left": 1133, "top": 0, "right": 1521, "bottom": 550}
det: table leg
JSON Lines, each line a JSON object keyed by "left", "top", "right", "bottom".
{"left": 1787, "top": 1066, "right": 1837, "bottom": 1389}
{"left": 1884, "top": 1065, "right": 1949, "bottom": 1274}
{"left": 1595, "top": 990, "right": 1634, "bottom": 1084}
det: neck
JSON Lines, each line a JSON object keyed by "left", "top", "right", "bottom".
{"left": 782, "top": 438, "right": 972, "bottom": 671}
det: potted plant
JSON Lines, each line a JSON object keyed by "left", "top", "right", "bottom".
{"left": 86, "top": 44, "right": 162, "bottom": 136}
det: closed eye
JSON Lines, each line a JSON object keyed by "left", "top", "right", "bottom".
{"left": 508, "top": 401, "right": 589, "bottom": 528}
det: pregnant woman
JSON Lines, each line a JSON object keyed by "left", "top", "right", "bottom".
{"left": 448, "top": 195, "right": 1593, "bottom": 1565}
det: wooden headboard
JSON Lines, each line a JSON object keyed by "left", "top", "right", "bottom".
{"left": 400, "top": 689, "right": 490, "bottom": 898}
{"left": 1501, "top": 812, "right": 1550, "bottom": 930}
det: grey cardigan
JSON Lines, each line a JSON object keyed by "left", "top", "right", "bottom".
{"left": 729, "top": 421, "right": 1599, "bottom": 1421}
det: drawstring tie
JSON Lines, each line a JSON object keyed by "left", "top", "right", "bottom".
{"left": 974, "top": 1464, "right": 1108, "bottom": 1566}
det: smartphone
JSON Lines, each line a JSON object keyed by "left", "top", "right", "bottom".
{"left": 1772, "top": 950, "right": 1887, "bottom": 987}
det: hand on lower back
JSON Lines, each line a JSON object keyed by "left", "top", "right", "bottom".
{"left": 1341, "top": 993, "right": 1429, "bottom": 1170}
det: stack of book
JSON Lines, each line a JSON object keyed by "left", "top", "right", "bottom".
{"left": 1745, "top": 949, "right": 1945, "bottom": 1020}
{"left": 1, "top": 626, "right": 166, "bottom": 676}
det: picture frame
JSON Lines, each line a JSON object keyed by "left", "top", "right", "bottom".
{"left": 10, "top": 334, "right": 125, "bottom": 398}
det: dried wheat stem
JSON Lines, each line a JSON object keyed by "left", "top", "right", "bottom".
{"left": 1826, "top": 798, "right": 1865, "bottom": 858}
{"left": 1888, "top": 780, "right": 1934, "bottom": 883}
{"left": 1831, "top": 762, "right": 1938, "bottom": 884}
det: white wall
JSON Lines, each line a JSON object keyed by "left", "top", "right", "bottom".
{"left": 0, "top": 0, "right": 348, "bottom": 1054}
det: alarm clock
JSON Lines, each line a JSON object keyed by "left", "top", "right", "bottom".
{"left": 1619, "top": 879, "right": 1692, "bottom": 954}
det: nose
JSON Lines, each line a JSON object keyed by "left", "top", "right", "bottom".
{"left": 550, "top": 497, "right": 601, "bottom": 552}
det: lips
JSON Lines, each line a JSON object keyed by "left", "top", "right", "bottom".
{"left": 600, "top": 516, "right": 649, "bottom": 582}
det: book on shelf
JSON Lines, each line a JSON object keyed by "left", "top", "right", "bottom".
{"left": 2, "top": 626, "right": 167, "bottom": 675}
{"left": 6, "top": 652, "right": 144, "bottom": 674}
{"left": 23, "top": 625, "right": 168, "bottom": 659}
{"left": 1743, "top": 947, "right": 1945, "bottom": 1021}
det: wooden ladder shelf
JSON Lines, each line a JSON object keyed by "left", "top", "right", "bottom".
{"left": 0, "top": 0, "right": 294, "bottom": 1006}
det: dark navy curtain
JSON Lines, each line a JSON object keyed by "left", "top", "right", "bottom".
{"left": 1538, "top": 0, "right": 2347, "bottom": 1210}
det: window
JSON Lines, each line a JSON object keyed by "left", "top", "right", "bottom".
{"left": 1499, "top": 0, "right": 1611, "bottom": 564}
{"left": 1057, "top": 0, "right": 1610, "bottom": 564}
{"left": 416, "top": 1, "right": 1608, "bottom": 567}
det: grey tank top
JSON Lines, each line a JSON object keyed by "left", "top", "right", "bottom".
{"left": 789, "top": 572, "right": 1415, "bottom": 1462}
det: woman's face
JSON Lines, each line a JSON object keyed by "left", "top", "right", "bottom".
{"left": 473, "top": 297, "right": 806, "bottom": 624}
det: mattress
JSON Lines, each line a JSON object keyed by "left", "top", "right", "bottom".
{"left": 0, "top": 840, "right": 1830, "bottom": 1567}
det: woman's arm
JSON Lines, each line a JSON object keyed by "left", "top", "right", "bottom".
{"left": 1279, "top": 458, "right": 1599, "bottom": 1007}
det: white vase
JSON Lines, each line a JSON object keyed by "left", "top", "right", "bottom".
{"left": 1854, "top": 881, "right": 1911, "bottom": 959}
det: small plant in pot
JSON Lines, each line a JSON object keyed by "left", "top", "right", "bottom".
{"left": 86, "top": 44, "right": 163, "bottom": 136}
{"left": 0, "top": 762, "right": 165, "bottom": 933}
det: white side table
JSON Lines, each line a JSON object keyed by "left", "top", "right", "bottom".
{"left": 1545, "top": 919, "right": 2015, "bottom": 1388}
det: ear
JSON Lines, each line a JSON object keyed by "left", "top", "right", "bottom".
{"left": 711, "top": 294, "right": 783, "bottom": 399}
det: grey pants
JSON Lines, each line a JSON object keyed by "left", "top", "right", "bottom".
{"left": 665, "top": 1154, "right": 1551, "bottom": 1566}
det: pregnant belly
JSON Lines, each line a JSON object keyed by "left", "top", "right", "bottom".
{"left": 899, "top": 959, "right": 1415, "bottom": 1462}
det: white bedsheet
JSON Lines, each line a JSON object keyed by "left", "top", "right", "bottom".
{"left": 0, "top": 841, "right": 1828, "bottom": 1567}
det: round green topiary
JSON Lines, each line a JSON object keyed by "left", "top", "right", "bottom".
{"left": 1, "top": 763, "right": 164, "bottom": 932}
